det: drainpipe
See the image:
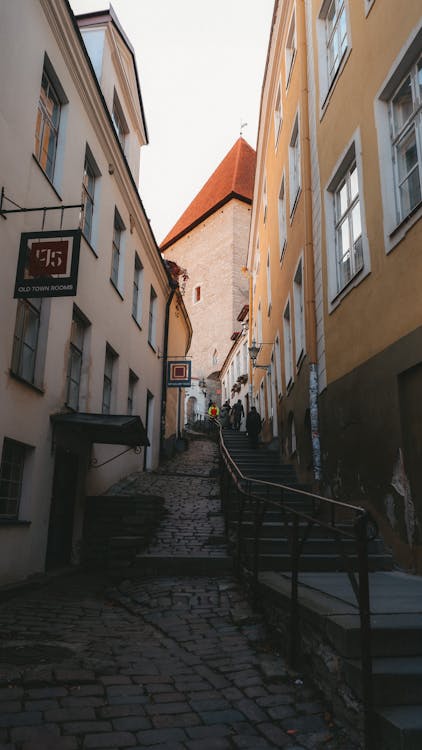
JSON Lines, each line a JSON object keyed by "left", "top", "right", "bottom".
{"left": 300, "top": 7, "right": 321, "bottom": 483}
{"left": 160, "top": 281, "right": 177, "bottom": 457}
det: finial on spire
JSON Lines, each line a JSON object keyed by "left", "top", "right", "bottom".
{"left": 240, "top": 120, "right": 248, "bottom": 137}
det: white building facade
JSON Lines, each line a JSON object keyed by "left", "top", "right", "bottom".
{"left": 0, "top": 1, "right": 172, "bottom": 584}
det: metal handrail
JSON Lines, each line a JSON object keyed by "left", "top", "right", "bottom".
{"left": 218, "top": 428, "right": 376, "bottom": 750}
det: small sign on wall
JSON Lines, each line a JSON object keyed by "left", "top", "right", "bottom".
{"left": 14, "top": 229, "right": 81, "bottom": 298}
{"left": 167, "top": 360, "right": 191, "bottom": 387}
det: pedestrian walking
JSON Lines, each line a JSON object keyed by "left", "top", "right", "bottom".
{"left": 231, "top": 399, "right": 245, "bottom": 431}
{"left": 246, "top": 405, "right": 262, "bottom": 448}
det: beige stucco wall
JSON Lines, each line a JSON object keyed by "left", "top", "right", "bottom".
{"left": 0, "top": 0, "right": 169, "bottom": 584}
{"left": 308, "top": 0, "right": 422, "bottom": 384}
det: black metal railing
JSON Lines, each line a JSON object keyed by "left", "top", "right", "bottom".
{"left": 219, "top": 430, "right": 377, "bottom": 750}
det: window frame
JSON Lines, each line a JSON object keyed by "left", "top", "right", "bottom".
{"left": 324, "top": 132, "right": 370, "bottom": 307}
{"left": 375, "top": 29, "right": 422, "bottom": 252}
{"left": 285, "top": 7, "right": 297, "bottom": 89}
{"left": 274, "top": 80, "right": 283, "bottom": 147}
{"left": 66, "top": 307, "right": 89, "bottom": 411}
{"left": 0, "top": 439, "right": 26, "bottom": 519}
{"left": 110, "top": 208, "right": 125, "bottom": 290}
{"left": 102, "top": 344, "right": 117, "bottom": 415}
{"left": 127, "top": 369, "right": 139, "bottom": 416}
{"left": 278, "top": 173, "right": 287, "bottom": 262}
{"left": 132, "top": 253, "right": 143, "bottom": 323}
{"left": 266, "top": 249, "right": 272, "bottom": 314}
{"left": 34, "top": 69, "right": 61, "bottom": 182}
{"left": 289, "top": 113, "right": 301, "bottom": 216}
{"left": 11, "top": 298, "right": 41, "bottom": 385}
{"left": 293, "top": 258, "right": 306, "bottom": 365}
{"left": 112, "top": 90, "right": 128, "bottom": 149}
{"left": 317, "top": 0, "right": 351, "bottom": 110}
{"left": 283, "top": 299, "right": 294, "bottom": 389}
{"left": 148, "top": 286, "right": 158, "bottom": 349}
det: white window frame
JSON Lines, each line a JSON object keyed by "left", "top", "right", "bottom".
{"left": 0, "top": 438, "right": 30, "bottom": 519}
{"left": 275, "top": 334, "right": 283, "bottom": 397}
{"left": 257, "top": 300, "right": 263, "bottom": 345}
{"left": 111, "top": 208, "right": 125, "bottom": 292}
{"left": 266, "top": 249, "right": 272, "bottom": 314}
{"left": 112, "top": 90, "right": 128, "bottom": 150}
{"left": 81, "top": 146, "right": 100, "bottom": 248}
{"left": 283, "top": 300, "right": 293, "bottom": 389}
{"left": 11, "top": 298, "right": 50, "bottom": 389}
{"left": 364, "top": 0, "right": 375, "bottom": 16}
{"left": 127, "top": 369, "right": 138, "bottom": 415}
{"left": 274, "top": 80, "right": 283, "bottom": 147}
{"left": 324, "top": 131, "right": 370, "bottom": 307}
{"left": 102, "top": 344, "right": 118, "bottom": 415}
{"left": 278, "top": 173, "right": 287, "bottom": 262}
{"left": 132, "top": 253, "right": 143, "bottom": 324}
{"left": 66, "top": 306, "right": 89, "bottom": 411}
{"left": 293, "top": 257, "right": 305, "bottom": 365}
{"left": 289, "top": 112, "right": 301, "bottom": 215}
{"left": 148, "top": 286, "right": 158, "bottom": 349}
{"left": 375, "top": 28, "right": 422, "bottom": 252}
{"left": 317, "top": 0, "right": 351, "bottom": 110}
{"left": 263, "top": 177, "right": 268, "bottom": 224}
{"left": 285, "top": 7, "right": 297, "bottom": 89}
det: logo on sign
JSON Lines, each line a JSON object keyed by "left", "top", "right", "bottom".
{"left": 27, "top": 240, "right": 69, "bottom": 278}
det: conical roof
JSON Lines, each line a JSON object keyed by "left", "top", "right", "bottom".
{"left": 160, "top": 137, "right": 256, "bottom": 251}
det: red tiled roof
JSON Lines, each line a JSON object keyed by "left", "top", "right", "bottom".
{"left": 161, "top": 137, "right": 256, "bottom": 251}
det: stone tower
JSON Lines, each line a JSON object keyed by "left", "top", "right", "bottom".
{"left": 161, "top": 137, "right": 256, "bottom": 420}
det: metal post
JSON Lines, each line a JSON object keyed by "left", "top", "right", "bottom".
{"left": 355, "top": 513, "right": 375, "bottom": 750}
{"left": 289, "top": 514, "right": 299, "bottom": 667}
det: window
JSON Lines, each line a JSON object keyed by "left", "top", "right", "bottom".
{"left": 278, "top": 174, "right": 287, "bottom": 261}
{"left": 333, "top": 161, "right": 363, "bottom": 291}
{"left": 390, "top": 54, "right": 422, "bottom": 222}
{"left": 11, "top": 298, "right": 42, "bottom": 384}
{"left": 213, "top": 349, "right": 218, "bottom": 367}
{"left": 81, "top": 148, "right": 99, "bottom": 244}
{"left": 324, "top": 0, "right": 348, "bottom": 86}
{"left": 127, "top": 370, "right": 138, "bottom": 415}
{"left": 34, "top": 68, "right": 61, "bottom": 181}
{"left": 263, "top": 178, "right": 268, "bottom": 223}
{"left": 102, "top": 345, "right": 117, "bottom": 415}
{"left": 194, "top": 285, "right": 201, "bottom": 303}
{"left": 285, "top": 9, "right": 296, "bottom": 86}
{"left": 0, "top": 439, "right": 27, "bottom": 518}
{"left": 257, "top": 301, "right": 263, "bottom": 345}
{"left": 66, "top": 308, "right": 88, "bottom": 411}
{"left": 266, "top": 250, "right": 272, "bottom": 313}
{"left": 253, "top": 240, "right": 260, "bottom": 296}
{"left": 274, "top": 82, "right": 282, "bottom": 146}
{"left": 289, "top": 114, "right": 301, "bottom": 214}
{"left": 132, "top": 254, "right": 143, "bottom": 322}
{"left": 283, "top": 301, "right": 293, "bottom": 388}
{"left": 112, "top": 91, "right": 128, "bottom": 149}
{"left": 293, "top": 260, "right": 305, "bottom": 363}
{"left": 111, "top": 209, "right": 125, "bottom": 288}
{"left": 148, "top": 286, "right": 157, "bottom": 348}
{"left": 375, "top": 31, "right": 422, "bottom": 249}
{"left": 275, "top": 335, "right": 283, "bottom": 396}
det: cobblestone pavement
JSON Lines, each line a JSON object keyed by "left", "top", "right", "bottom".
{"left": 0, "top": 438, "right": 360, "bottom": 750}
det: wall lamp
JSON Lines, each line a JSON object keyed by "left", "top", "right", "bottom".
{"left": 248, "top": 339, "right": 271, "bottom": 372}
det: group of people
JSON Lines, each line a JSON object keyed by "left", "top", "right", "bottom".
{"left": 208, "top": 399, "right": 262, "bottom": 448}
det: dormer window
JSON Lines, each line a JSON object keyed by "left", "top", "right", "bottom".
{"left": 112, "top": 91, "right": 128, "bottom": 148}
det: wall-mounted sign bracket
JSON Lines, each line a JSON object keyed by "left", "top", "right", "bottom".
{"left": 0, "top": 186, "right": 83, "bottom": 220}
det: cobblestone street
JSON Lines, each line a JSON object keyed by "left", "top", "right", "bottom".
{"left": 0, "top": 439, "right": 359, "bottom": 750}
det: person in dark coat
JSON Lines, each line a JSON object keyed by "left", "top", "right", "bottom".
{"left": 246, "top": 406, "right": 262, "bottom": 448}
{"left": 231, "top": 399, "right": 245, "bottom": 431}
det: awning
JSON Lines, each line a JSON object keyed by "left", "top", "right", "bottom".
{"left": 50, "top": 413, "right": 149, "bottom": 447}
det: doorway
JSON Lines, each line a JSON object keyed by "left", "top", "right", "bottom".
{"left": 143, "top": 390, "right": 154, "bottom": 470}
{"left": 46, "top": 447, "right": 78, "bottom": 569}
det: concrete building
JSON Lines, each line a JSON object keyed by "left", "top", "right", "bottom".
{"left": 161, "top": 138, "right": 256, "bottom": 421}
{"left": 0, "top": 0, "right": 190, "bottom": 585}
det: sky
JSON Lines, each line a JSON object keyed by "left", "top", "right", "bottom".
{"left": 69, "top": 0, "right": 275, "bottom": 244}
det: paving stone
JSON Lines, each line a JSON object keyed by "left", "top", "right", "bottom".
{"left": 0, "top": 711, "right": 42, "bottom": 728}
{"left": 185, "top": 738, "right": 232, "bottom": 749}
{"left": 135, "top": 728, "right": 186, "bottom": 744}
{"left": 83, "top": 731, "right": 136, "bottom": 748}
{"left": 112, "top": 716, "right": 151, "bottom": 731}
{"left": 199, "top": 709, "right": 246, "bottom": 725}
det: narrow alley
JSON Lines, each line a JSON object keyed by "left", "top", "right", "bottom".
{"left": 0, "top": 437, "right": 359, "bottom": 750}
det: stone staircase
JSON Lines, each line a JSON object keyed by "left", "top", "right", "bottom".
{"left": 222, "top": 430, "right": 393, "bottom": 573}
{"left": 82, "top": 494, "right": 167, "bottom": 571}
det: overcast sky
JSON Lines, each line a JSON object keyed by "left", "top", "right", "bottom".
{"left": 69, "top": 0, "right": 274, "bottom": 243}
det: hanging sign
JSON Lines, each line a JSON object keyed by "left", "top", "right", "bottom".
{"left": 14, "top": 229, "right": 81, "bottom": 298}
{"left": 167, "top": 360, "right": 191, "bottom": 387}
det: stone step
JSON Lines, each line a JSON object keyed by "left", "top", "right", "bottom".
{"left": 133, "top": 553, "right": 233, "bottom": 577}
{"left": 375, "top": 705, "right": 422, "bottom": 750}
{"left": 247, "top": 552, "right": 393, "bottom": 572}
{"left": 345, "top": 657, "right": 422, "bottom": 706}
{"left": 326, "top": 613, "right": 422, "bottom": 659}
{"left": 238, "top": 536, "right": 387, "bottom": 555}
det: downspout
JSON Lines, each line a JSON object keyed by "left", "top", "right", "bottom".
{"left": 160, "top": 281, "right": 177, "bottom": 457}
{"left": 300, "top": 4, "right": 321, "bottom": 483}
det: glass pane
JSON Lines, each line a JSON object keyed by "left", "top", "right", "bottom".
{"left": 83, "top": 197, "right": 93, "bottom": 240}
{"left": 400, "top": 167, "right": 421, "bottom": 216}
{"left": 21, "top": 343, "right": 35, "bottom": 381}
{"left": 352, "top": 201, "right": 362, "bottom": 242}
{"left": 338, "top": 180, "right": 348, "bottom": 217}
{"left": 418, "top": 58, "right": 422, "bottom": 101}
{"left": 68, "top": 378, "right": 79, "bottom": 410}
{"left": 338, "top": 218, "right": 350, "bottom": 259}
{"left": 392, "top": 75, "right": 413, "bottom": 133}
{"left": 353, "top": 236, "right": 363, "bottom": 272}
{"left": 397, "top": 128, "right": 418, "bottom": 182}
{"left": 350, "top": 165, "right": 358, "bottom": 201}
